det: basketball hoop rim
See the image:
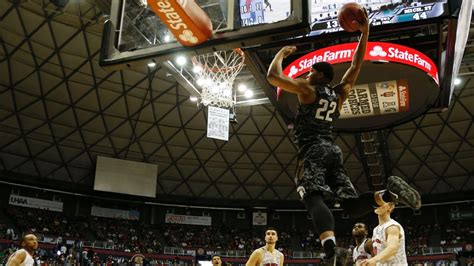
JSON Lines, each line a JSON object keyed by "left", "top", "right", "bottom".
{"left": 192, "top": 48, "right": 245, "bottom": 73}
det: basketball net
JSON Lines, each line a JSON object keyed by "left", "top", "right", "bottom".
{"left": 192, "top": 49, "right": 245, "bottom": 108}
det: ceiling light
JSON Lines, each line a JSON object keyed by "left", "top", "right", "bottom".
{"left": 193, "top": 65, "right": 202, "bottom": 73}
{"left": 176, "top": 56, "right": 187, "bottom": 66}
{"left": 204, "top": 78, "right": 213, "bottom": 86}
{"left": 147, "top": 62, "right": 156, "bottom": 67}
{"left": 190, "top": 96, "right": 198, "bottom": 102}
{"left": 244, "top": 89, "right": 254, "bottom": 98}
{"left": 238, "top": 84, "right": 247, "bottom": 92}
{"left": 454, "top": 78, "right": 461, "bottom": 85}
{"left": 197, "top": 78, "right": 205, "bottom": 86}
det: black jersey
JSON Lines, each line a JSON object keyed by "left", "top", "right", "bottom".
{"left": 294, "top": 84, "right": 340, "bottom": 149}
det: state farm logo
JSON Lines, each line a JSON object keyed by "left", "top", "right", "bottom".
{"left": 286, "top": 48, "right": 353, "bottom": 77}
{"left": 288, "top": 66, "right": 298, "bottom": 77}
{"left": 369, "top": 46, "right": 387, "bottom": 57}
{"left": 369, "top": 45, "right": 432, "bottom": 72}
{"left": 156, "top": 1, "right": 188, "bottom": 30}
{"left": 150, "top": 0, "right": 202, "bottom": 45}
{"left": 179, "top": 29, "right": 198, "bottom": 44}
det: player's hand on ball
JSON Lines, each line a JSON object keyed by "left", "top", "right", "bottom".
{"left": 279, "top": 46, "right": 297, "bottom": 58}
{"left": 353, "top": 8, "right": 369, "bottom": 33}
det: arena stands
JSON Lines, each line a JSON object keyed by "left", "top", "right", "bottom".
{"left": 0, "top": 196, "right": 472, "bottom": 265}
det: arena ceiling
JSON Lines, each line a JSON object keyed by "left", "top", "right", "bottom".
{"left": 0, "top": 0, "right": 473, "bottom": 206}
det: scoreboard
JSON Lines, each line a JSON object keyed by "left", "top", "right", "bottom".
{"left": 238, "top": 0, "right": 448, "bottom": 35}
{"left": 310, "top": 0, "right": 448, "bottom": 35}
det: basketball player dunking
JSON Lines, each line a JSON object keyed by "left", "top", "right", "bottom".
{"left": 267, "top": 8, "right": 421, "bottom": 266}
{"left": 245, "top": 228, "right": 284, "bottom": 266}
{"left": 6, "top": 234, "right": 38, "bottom": 266}
{"left": 352, "top": 223, "right": 373, "bottom": 265}
{"left": 360, "top": 202, "right": 407, "bottom": 266}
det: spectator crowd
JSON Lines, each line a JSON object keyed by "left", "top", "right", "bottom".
{"left": 0, "top": 205, "right": 473, "bottom": 264}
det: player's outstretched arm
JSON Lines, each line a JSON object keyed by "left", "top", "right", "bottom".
{"left": 335, "top": 9, "right": 370, "bottom": 103}
{"left": 267, "top": 46, "right": 310, "bottom": 97}
{"left": 360, "top": 225, "right": 400, "bottom": 266}
{"left": 245, "top": 249, "right": 261, "bottom": 266}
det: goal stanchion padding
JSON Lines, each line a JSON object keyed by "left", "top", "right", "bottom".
{"left": 147, "top": 0, "right": 213, "bottom": 46}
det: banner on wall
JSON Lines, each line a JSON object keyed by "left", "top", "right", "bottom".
{"left": 91, "top": 206, "right": 140, "bottom": 220}
{"left": 252, "top": 212, "right": 267, "bottom": 226}
{"left": 9, "top": 195, "right": 63, "bottom": 212}
{"left": 339, "top": 79, "right": 410, "bottom": 118}
{"left": 282, "top": 42, "right": 439, "bottom": 86}
{"left": 165, "top": 214, "right": 212, "bottom": 226}
{"left": 450, "top": 211, "right": 474, "bottom": 221}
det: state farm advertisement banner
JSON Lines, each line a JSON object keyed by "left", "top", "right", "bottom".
{"left": 279, "top": 42, "right": 438, "bottom": 97}
{"left": 165, "top": 214, "right": 212, "bottom": 226}
{"left": 340, "top": 79, "right": 410, "bottom": 118}
{"left": 9, "top": 195, "right": 63, "bottom": 212}
{"left": 147, "top": 0, "right": 212, "bottom": 46}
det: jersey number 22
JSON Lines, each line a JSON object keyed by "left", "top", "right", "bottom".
{"left": 315, "top": 98, "right": 337, "bottom": 121}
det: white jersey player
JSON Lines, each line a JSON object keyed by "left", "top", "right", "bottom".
{"left": 352, "top": 223, "right": 373, "bottom": 265}
{"left": 6, "top": 234, "right": 38, "bottom": 266}
{"left": 361, "top": 202, "right": 408, "bottom": 266}
{"left": 246, "top": 228, "right": 284, "bottom": 266}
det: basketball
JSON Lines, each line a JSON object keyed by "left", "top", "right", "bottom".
{"left": 338, "top": 3, "right": 365, "bottom": 32}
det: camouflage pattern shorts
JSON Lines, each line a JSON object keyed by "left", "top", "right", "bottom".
{"left": 295, "top": 139, "right": 358, "bottom": 201}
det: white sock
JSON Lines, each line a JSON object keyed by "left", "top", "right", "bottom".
{"left": 321, "top": 236, "right": 336, "bottom": 246}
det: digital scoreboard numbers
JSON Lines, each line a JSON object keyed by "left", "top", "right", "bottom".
{"left": 392, "top": 2, "right": 444, "bottom": 23}
{"left": 309, "top": 0, "right": 447, "bottom": 36}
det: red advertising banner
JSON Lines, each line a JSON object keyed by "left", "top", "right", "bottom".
{"left": 278, "top": 42, "right": 438, "bottom": 97}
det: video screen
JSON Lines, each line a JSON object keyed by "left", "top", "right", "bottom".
{"left": 238, "top": 0, "right": 447, "bottom": 33}
{"left": 310, "top": 0, "right": 448, "bottom": 35}
{"left": 239, "top": 0, "right": 291, "bottom": 26}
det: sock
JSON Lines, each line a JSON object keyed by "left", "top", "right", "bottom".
{"left": 322, "top": 236, "right": 336, "bottom": 258}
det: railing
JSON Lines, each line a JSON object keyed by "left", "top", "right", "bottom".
{"left": 291, "top": 247, "right": 458, "bottom": 259}
{"left": 32, "top": 233, "right": 80, "bottom": 246}
{"left": 163, "top": 246, "right": 196, "bottom": 256}
{"left": 292, "top": 250, "right": 323, "bottom": 259}
{"left": 421, "top": 247, "right": 456, "bottom": 255}
{"left": 163, "top": 247, "right": 246, "bottom": 258}
{"left": 82, "top": 240, "right": 115, "bottom": 250}
{"left": 214, "top": 249, "right": 247, "bottom": 258}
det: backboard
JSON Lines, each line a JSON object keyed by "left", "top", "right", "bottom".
{"left": 99, "top": 0, "right": 469, "bottom": 131}
{"left": 100, "top": 0, "right": 309, "bottom": 68}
